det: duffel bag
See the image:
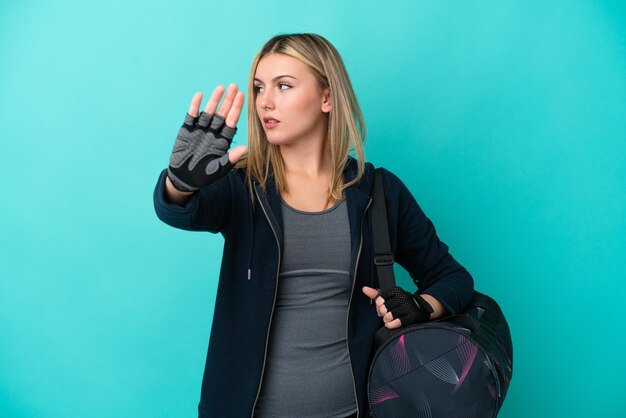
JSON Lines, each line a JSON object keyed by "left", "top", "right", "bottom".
{"left": 368, "top": 168, "right": 513, "bottom": 417}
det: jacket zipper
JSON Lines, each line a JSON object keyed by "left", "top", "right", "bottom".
{"left": 345, "top": 197, "right": 373, "bottom": 418}
{"left": 250, "top": 184, "right": 281, "bottom": 418}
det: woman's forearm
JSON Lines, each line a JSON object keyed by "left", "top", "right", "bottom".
{"left": 420, "top": 294, "right": 447, "bottom": 320}
{"left": 164, "top": 175, "right": 195, "bottom": 206}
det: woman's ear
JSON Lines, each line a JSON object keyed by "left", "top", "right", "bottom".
{"left": 321, "top": 88, "right": 332, "bottom": 113}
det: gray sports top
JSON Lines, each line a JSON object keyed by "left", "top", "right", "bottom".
{"left": 253, "top": 194, "right": 357, "bottom": 418}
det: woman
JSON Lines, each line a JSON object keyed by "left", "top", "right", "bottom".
{"left": 154, "top": 33, "right": 474, "bottom": 418}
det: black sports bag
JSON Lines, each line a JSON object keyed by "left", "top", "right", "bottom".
{"left": 368, "top": 168, "right": 513, "bottom": 417}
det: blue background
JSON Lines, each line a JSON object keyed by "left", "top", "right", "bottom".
{"left": 1, "top": 1, "right": 625, "bottom": 417}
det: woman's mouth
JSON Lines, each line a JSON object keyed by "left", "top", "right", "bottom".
{"left": 263, "top": 117, "right": 280, "bottom": 129}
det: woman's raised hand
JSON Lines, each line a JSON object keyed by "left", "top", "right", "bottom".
{"left": 167, "top": 84, "right": 248, "bottom": 192}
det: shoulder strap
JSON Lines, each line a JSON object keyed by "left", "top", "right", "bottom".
{"left": 372, "top": 168, "right": 397, "bottom": 291}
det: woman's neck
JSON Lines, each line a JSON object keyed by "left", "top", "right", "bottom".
{"left": 280, "top": 141, "right": 332, "bottom": 180}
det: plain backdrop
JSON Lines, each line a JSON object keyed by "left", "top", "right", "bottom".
{"left": 1, "top": 1, "right": 625, "bottom": 417}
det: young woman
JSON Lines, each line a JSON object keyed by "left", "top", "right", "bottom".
{"left": 154, "top": 33, "right": 474, "bottom": 418}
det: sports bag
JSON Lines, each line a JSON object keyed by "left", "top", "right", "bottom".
{"left": 367, "top": 168, "right": 513, "bottom": 417}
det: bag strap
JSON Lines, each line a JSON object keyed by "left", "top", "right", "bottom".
{"left": 372, "top": 168, "right": 396, "bottom": 292}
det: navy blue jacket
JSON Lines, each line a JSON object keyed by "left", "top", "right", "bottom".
{"left": 153, "top": 156, "right": 474, "bottom": 417}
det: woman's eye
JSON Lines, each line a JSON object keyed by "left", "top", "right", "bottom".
{"left": 254, "top": 83, "right": 290, "bottom": 93}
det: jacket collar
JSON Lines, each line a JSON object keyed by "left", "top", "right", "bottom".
{"left": 252, "top": 156, "right": 374, "bottom": 273}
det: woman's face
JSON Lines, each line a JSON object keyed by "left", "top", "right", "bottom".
{"left": 253, "top": 53, "right": 331, "bottom": 146}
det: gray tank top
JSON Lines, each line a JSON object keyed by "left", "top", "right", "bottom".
{"left": 253, "top": 194, "right": 358, "bottom": 418}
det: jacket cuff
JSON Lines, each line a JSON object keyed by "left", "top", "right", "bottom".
{"left": 153, "top": 169, "right": 201, "bottom": 225}
{"left": 419, "top": 272, "right": 474, "bottom": 315}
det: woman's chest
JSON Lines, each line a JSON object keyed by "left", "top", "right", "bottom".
{"left": 281, "top": 179, "right": 337, "bottom": 212}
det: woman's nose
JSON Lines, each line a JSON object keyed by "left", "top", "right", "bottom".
{"left": 258, "top": 90, "right": 275, "bottom": 110}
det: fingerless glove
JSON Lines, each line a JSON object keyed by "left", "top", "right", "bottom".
{"left": 380, "top": 286, "right": 434, "bottom": 326}
{"left": 167, "top": 111, "right": 237, "bottom": 192}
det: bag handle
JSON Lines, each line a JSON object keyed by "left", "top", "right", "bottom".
{"left": 371, "top": 169, "right": 403, "bottom": 347}
{"left": 371, "top": 168, "right": 396, "bottom": 292}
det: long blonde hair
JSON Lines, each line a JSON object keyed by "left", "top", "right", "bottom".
{"left": 234, "top": 33, "right": 366, "bottom": 205}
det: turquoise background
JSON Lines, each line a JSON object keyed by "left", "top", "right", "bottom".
{"left": 1, "top": 0, "right": 625, "bottom": 416}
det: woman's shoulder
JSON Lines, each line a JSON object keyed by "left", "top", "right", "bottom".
{"left": 370, "top": 164, "right": 419, "bottom": 206}
{"left": 371, "top": 164, "right": 408, "bottom": 187}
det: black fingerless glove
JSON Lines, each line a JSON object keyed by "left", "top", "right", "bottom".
{"left": 167, "top": 111, "right": 237, "bottom": 192}
{"left": 380, "top": 286, "right": 434, "bottom": 326}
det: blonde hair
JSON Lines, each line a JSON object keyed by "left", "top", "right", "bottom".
{"left": 234, "top": 33, "right": 366, "bottom": 206}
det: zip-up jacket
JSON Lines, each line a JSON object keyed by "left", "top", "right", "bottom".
{"left": 153, "top": 156, "right": 474, "bottom": 417}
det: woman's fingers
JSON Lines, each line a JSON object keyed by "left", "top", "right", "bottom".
{"left": 228, "top": 144, "right": 249, "bottom": 165}
{"left": 190, "top": 84, "right": 243, "bottom": 128}
{"left": 376, "top": 298, "right": 386, "bottom": 309}
{"left": 188, "top": 91, "right": 203, "bottom": 117}
{"left": 362, "top": 286, "right": 405, "bottom": 329}
{"left": 386, "top": 318, "right": 402, "bottom": 329}
{"left": 383, "top": 312, "right": 394, "bottom": 323}
{"left": 377, "top": 298, "right": 388, "bottom": 317}
{"left": 361, "top": 286, "right": 379, "bottom": 300}
{"left": 204, "top": 85, "right": 226, "bottom": 115}
{"left": 225, "top": 91, "right": 245, "bottom": 128}
{"left": 362, "top": 286, "right": 382, "bottom": 315}
{"left": 217, "top": 83, "right": 238, "bottom": 119}
{"left": 362, "top": 286, "right": 389, "bottom": 318}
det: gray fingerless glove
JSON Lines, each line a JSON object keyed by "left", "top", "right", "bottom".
{"left": 167, "top": 111, "right": 237, "bottom": 192}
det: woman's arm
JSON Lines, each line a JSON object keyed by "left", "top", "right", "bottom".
{"left": 154, "top": 168, "right": 233, "bottom": 233}
{"left": 383, "top": 168, "right": 475, "bottom": 315}
{"left": 164, "top": 175, "right": 195, "bottom": 206}
{"left": 420, "top": 293, "right": 446, "bottom": 319}
{"left": 153, "top": 85, "right": 248, "bottom": 233}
